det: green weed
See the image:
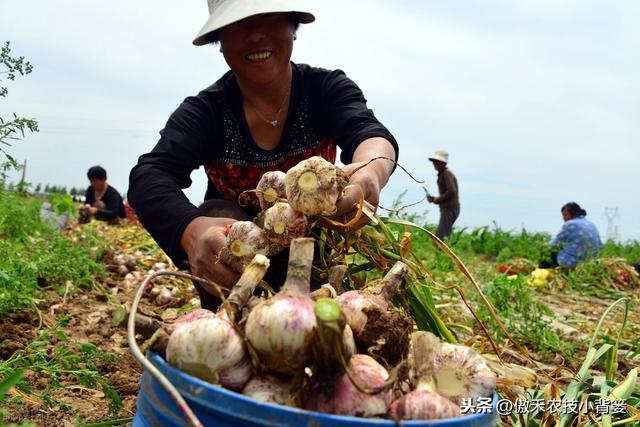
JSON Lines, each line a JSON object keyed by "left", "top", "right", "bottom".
{"left": 0, "top": 318, "right": 122, "bottom": 417}
{"left": 0, "top": 191, "right": 106, "bottom": 317}
{"left": 474, "top": 274, "right": 577, "bottom": 358}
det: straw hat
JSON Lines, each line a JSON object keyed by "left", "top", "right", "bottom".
{"left": 193, "top": 0, "right": 315, "bottom": 46}
{"left": 428, "top": 149, "right": 449, "bottom": 164}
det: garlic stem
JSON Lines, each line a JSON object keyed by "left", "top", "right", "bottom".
{"left": 409, "top": 331, "right": 441, "bottom": 391}
{"left": 263, "top": 187, "right": 278, "bottom": 203}
{"left": 379, "top": 261, "right": 409, "bottom": 300}
{"left": 225, "top": 254, "right": 270, "bottom": 322}
{"left": 314, "top": 298, "right": 349, "bottom": 377}
{"left": 328, "top": 264, "right": 347, "bottom": 294}
{"left": 298, "top": 171, "right": 320, "bottom": 192}
{"left": 282, "top": 237, "right": 315, "bottom": 294}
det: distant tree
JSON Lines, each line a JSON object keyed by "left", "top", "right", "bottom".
{"left": 1, "top": 41, "right": 39, "bottom": 184}
{"left": 34, "top": 183, "right": 41, "bottom": 192}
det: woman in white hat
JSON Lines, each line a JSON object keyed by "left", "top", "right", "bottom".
{"left": 128, "top": 0, "right": 398, "bottom": 309}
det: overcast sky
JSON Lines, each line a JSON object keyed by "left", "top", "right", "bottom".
{"left": 2, "top": 1, "right": 638, "bottom": 241}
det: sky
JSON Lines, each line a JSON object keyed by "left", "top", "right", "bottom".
{"left": 1, "top": 0, "right": 639, "bottom": 241}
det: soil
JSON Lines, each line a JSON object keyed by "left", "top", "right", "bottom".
{"left": 2, "top": 221, "right": 639, "bottom": 426}
{"left": 0, "top": 222, "right": 197, "bottom": 426}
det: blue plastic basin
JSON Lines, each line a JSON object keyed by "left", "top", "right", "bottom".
{"left": 133, "top": 352, "right": 498, "bottom": 427}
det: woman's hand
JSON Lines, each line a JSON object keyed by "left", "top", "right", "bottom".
{"left": 333, "top": 137, "right": 396, "bottom": 231}
{"left": 81, "top": 205, "right": 98, "bottom": 216}
{"left": 334, "top": 161, "right": 382, "bottom": 230}
{"left": 180, "top": 216, "right": 240, "bottom": 295}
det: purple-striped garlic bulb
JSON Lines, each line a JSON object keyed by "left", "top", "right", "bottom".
{"left": 245, "top": 238, "right": 317, "bottom": 376}
{"left": 389, "top": 331, "right": 460, "bottom": 420}
{"left": 222, "top": 221, "right": 271, "bottom": 272}
{"left": 166, "top": 255, "right": 269, "bottom": 390}
{"left": 390, "top": 390, "right": 460, "bottom": 420}
{"left": 305, "top": 354, "right": 392, "bottom": 417}
{"left": 337, "top": 261, "right": 408, "bottom": 338}
{"left": 262, "top": 202, "right": 308, "bottom": 246}
{"left": 304, "top": 299, "right": 389, "bottom": 417}
{"left": 242, "top": 374, "right": 296, "bottom": 406}
{"left": 430, "top": 342, "right": 496, "bottom": 405}
{"left": 256, "top": 171, "right": 287, "bottom": 210}
{"left": 285, "top": 156, "right": 347, "bottom": 216}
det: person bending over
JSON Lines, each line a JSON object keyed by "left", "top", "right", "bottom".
{"left": 128, "top": 1, "right": 399, "bottom": 310}
{"left": 80, "top": 166, "right": 126, "bottom": 224}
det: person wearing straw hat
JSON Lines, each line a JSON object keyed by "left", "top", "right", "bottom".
{"left": 426, "top": 149, "right": 459, "bottom": 240}
{"left": 128, "top": 0, "right": 398, "bottom": 309}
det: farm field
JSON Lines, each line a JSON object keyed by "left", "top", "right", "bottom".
{"left": 0, "top": 192, "right": 639, "bottom": 426}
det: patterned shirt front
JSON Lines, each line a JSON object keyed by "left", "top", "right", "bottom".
{"left": 550, "top": 216, "right": 602, "bottom": 266}
{"left": 128, "top": 63, "right": 398, "bottom": 265}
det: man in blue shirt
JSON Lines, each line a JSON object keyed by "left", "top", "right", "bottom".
{"left": 545, "top": 202, "right": 602, "bottom": 267}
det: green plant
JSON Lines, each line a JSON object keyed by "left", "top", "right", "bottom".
{"left": 474, "top": 274, "right": 576, "bottom": 357}
{"left": 0, "top": 41, "right": 39, "bottom": 182}
{"left": 48, "top": 192, "right": 75, "bottom": 216}
{"left": 600, "top": 240, "right": 640, "bottom": 264}
{"left": 0, "top": 192, "right": 106, "bottom": 317}
{"left": 0, "top": 318, "right": 122, "bottom": 416}
{"left": 0, "top": 369, "right": 36, "bottom": 426}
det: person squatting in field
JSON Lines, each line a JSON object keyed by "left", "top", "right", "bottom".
{"left": 426, "top": 149, "right": 460, "bottom": 240}
{"left": 541, "top": 202, "right": 602, "bottom": 268}
{"left": 79, "top": 166, "right": 126, "bottom": 224}
{"left": 128, "top": 0, "right": 399, "bottom": 311}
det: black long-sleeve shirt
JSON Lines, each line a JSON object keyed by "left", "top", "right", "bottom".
{"left": 128, "top": 63, "right": 398, "bottom": 266}
{"left": 435, "top": 168, "right": 459, "bottom": 210}
{"left": 85, "top": 185, "right": 126, "bottom": 221}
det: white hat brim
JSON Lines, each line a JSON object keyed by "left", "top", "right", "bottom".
{"left": 429, "top": 156, "right": 447, "bottom": 163}
{"left": 193, "top": 0, "right": 315, "bottom": 46}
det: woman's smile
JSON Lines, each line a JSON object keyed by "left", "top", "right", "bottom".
{"left": 246, "top": 50, "right": 273, "bottom": 62}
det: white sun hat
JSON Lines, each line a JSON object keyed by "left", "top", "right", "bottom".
{"left": 193, "top": 0, "right": 315, "bottom": 46}
{"left": 428, "top": 149, "right": 449, "bottom": 163}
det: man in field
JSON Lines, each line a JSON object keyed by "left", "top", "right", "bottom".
{"left": 426, "top": 150, "right": 460, "bottom": 240}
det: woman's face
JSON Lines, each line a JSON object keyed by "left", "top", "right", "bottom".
{"left": 218, "top": 13, "right": 295, "bottom": 89}
{"left": 90, "top": 178, "right": 106, "bottom": 193}
{"left": 561, "top": 208, "right": 572, "bottom": 222}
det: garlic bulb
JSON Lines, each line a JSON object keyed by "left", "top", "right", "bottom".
{"left": 222, "top": 221, "right": 271, "bottom": 271}
{"left": 285, "top": 156, "right": 342, "bottom": 216}
{"left": 256, "top": 171, "right": 287, "bottom": 210}
{"left": 337, "top": 261, "right": 408, "bottom": 337}
{"left": 305, "top": 354, "right": 392, "bottom": 417}
{"left": 242, "top": 374, "right": 296, "bottom": 406}
{"left": 390, "top": 390, "right": 460, "bottom": 420}
{"left": 167, "top": 308, "right": 215, "bottom": 335}
{"left": 245, "top": 238, "right": 317, "bottom": 376}
{"left": 166, "top": 316, "right": 252, "bottom": 390}
{"left": 431, "top": 343, "right": 496, "bottom": 405}
{"left": 305, "top": 299, "right": 388, "bottom": 417}
{"left": 389, "top": 331, "right": 461, "bottom": 420}
{"left": 166, "top": 255, "right": 270, "bottom": 390}
{"left": 262, "top": 202, "right": 308, "bottom": 246}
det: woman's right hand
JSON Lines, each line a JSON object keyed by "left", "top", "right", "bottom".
{"left": 180, "top": 216, "right": 240, "bottom": 295}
